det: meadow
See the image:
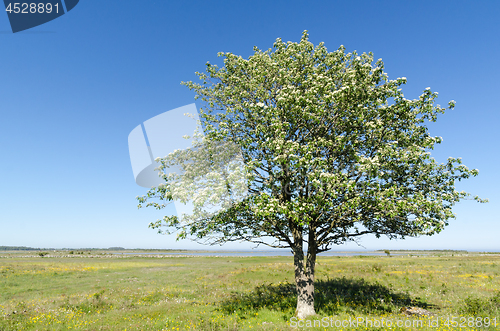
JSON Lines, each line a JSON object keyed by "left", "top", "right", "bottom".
{"left": 0, "top": 250, "right": 499, "bottom": 330}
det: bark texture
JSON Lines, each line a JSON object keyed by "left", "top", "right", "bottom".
{"left": 292, "top": 222, "right": 317, "bottom": 319}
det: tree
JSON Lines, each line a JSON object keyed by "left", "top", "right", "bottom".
{"left": 137, "top": 31, "right": 487, "bottom": 318}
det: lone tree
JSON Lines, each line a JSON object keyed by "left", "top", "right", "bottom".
{"left": 138, "top": 31, "right": 487, "bottom": 318}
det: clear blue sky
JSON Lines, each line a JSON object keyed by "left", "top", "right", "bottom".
{"left": 0, "top": 1, "right": 498, "bottom": 251}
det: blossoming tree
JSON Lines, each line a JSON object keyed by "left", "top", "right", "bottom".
{"left": 137, "top": 31, "right": 487, "bottom": 318}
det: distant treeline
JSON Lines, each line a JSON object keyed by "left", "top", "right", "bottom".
{"left": 0, "top": 246, "right": 126, "bottom": 251}
{"left": 378, "top": 249, "right": 468, "bottom": 253}
{"left": 0, "top": 246, "right": 42, "bottom": 251}
{"left": 0, "top": 246, "right": 187, "bottom": 251}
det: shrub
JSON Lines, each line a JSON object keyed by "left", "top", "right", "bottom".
{"left": 461, "top": 292, "right": 500, "bottom": 315}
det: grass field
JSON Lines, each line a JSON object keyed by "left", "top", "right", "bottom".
{"left": 0, "top": 250, "right": 499, "bottom": 330}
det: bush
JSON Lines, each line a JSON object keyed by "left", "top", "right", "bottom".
{"left": 461, "top": 292, "right": 500, "bottom": 315}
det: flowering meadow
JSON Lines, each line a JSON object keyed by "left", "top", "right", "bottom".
{"left": 0, "top": 251, "right": 498, "bottom": 330}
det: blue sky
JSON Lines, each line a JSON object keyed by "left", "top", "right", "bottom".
{"left": 0, "top": 1, "right": 498, "bottom": 251}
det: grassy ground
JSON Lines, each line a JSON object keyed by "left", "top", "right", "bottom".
{"left": 0, "top": 251, "right": 499, "bottom": 330}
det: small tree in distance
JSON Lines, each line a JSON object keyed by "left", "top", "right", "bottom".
{"left": 138, "top": 31, "right": 487, "bottom": 318}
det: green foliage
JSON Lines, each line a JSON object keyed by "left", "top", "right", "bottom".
{"left": 461, "top": 292, "right": 500, "bottom": 316}
{"left": 139, "top": 31, "right": 487, "bottom": 250}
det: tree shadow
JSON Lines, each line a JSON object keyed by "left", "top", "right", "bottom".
{"left": 219, "top": 277, "right": 436, "bottom": 317}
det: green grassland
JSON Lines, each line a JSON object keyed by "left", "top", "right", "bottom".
{"left": 0, "top": 251, "right": 499, "bottom": 330}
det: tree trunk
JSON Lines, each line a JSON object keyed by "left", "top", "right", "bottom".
{"left": 293, "top": 230, "right": 317, "bottom": 319}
